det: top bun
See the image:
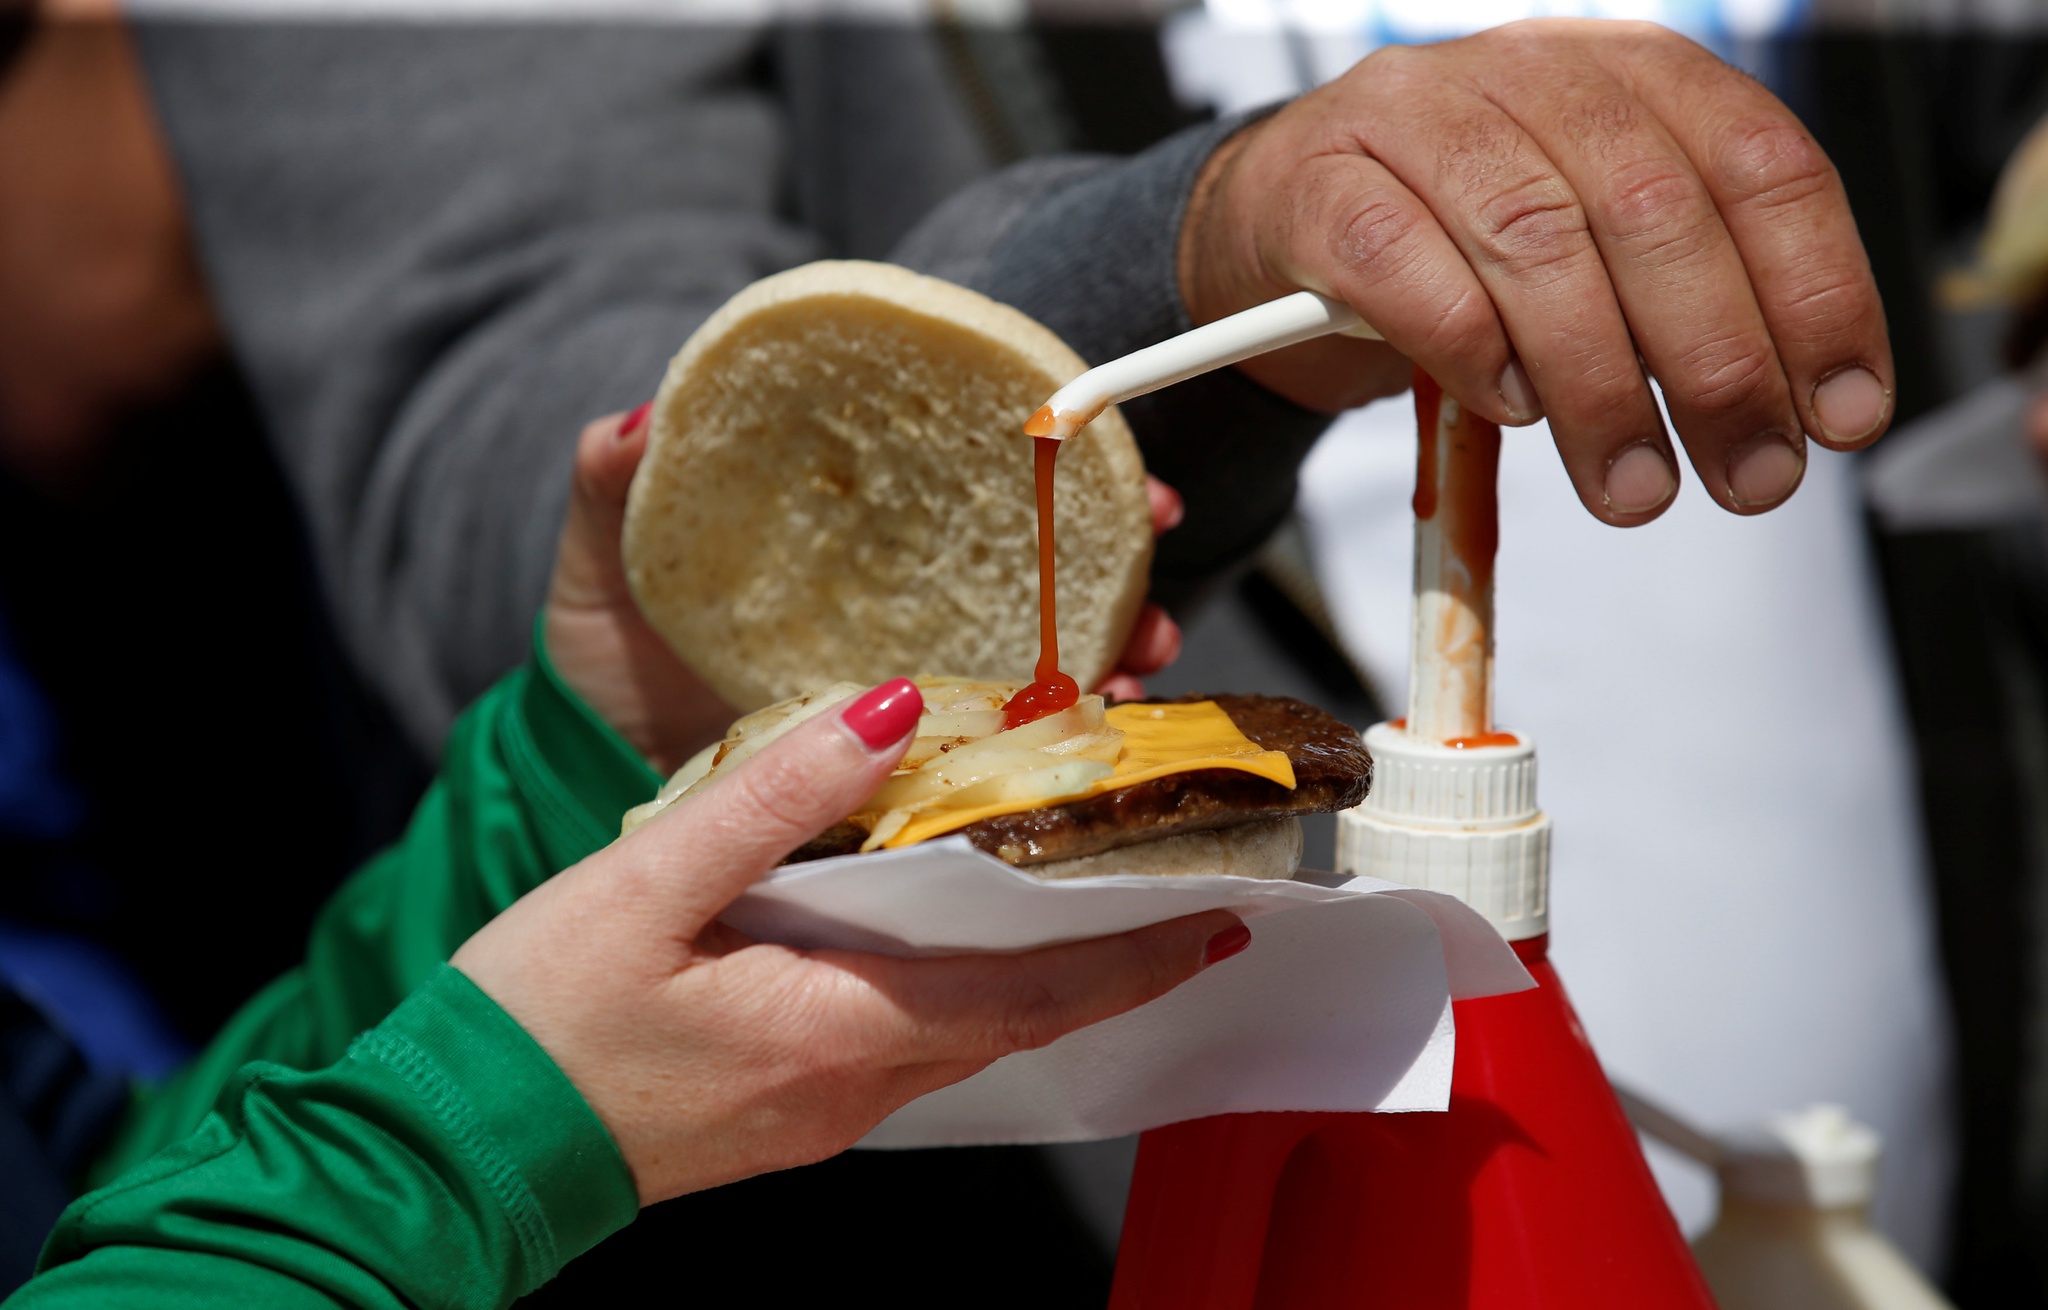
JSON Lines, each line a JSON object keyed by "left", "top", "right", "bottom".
{"left": 623, "top": 260, "right": 1153, "bottom": 712}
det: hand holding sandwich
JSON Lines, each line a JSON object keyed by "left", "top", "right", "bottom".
{"left": 1182, "top": 17, "right": 1894, "bottom": 525}
{"left": 544, "top": 404, "right": 1183, "bottom": 774}
{"left": 451, "top": 674, "right": 1245, "bottom": 1206}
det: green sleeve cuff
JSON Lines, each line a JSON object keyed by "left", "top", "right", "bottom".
{"left": 363, "top": 964, "right": 639, "bottom": 1278}
{"left": 504, "top": 616, "right": 665, "bottom": 872}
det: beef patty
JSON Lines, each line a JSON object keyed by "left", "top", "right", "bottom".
{"left": 786, "top": 693, "right": 1372, "bottom": 867}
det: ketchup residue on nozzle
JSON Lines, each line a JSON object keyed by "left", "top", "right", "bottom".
{"left": 1023, "top": 404, "right": 1060, "bottom": 439}
{"left": 1003, "top": 434, "right": 1080, "bottom": 730}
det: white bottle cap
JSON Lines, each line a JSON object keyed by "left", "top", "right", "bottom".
{"left": 1336, "top": 721, "right": 1552, "bottom": 940}
{"left": 1716, "top": 1104, "right": 1881, "bottom": 1210}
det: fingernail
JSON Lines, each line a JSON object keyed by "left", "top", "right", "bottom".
{"left": 1726, "top": 432, "right": 1806, "bottom": 510}
{"left": 1499, "top": 358, "right": 1542, "bottom": 423}
{"left": 619, "top": 401, "right": 653, "bottom": 438}
{"left": 840, "top": 678, "right": 923, "bottom": 750}
{"left": 1811, "top": 366, "right": 1889, "bottom": 443}
{"left": 1203, "top": 922, "right": 1252, "bottom": 966}
{"left": 1603, "top": 442, "right": 1677, "bottom": 515}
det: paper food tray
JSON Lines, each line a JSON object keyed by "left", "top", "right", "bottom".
{"left": 723, "top": 836, "right": 1533, "bottom": 1146}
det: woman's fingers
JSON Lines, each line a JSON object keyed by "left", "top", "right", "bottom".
{"left": 549, "top": 404, "right": 650, "bottom": 613}
{"left": 1117, "top": 604, "right": 1181, "bottom": 676}
{"left": 830, "top": 910, "right": 1250, "bottom": 1068}
{"left": 1146, "top": 476, "right": 1185, "bottom": 536}
{"left": 622, "top": 679, "right": 922, "bottom": 931}
{"left": 544, "top": 401, "right": 736, "bottom": 773}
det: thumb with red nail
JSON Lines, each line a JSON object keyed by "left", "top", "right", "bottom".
{"left": 452, "top": 676, "right": 1244, "bottom": 1206}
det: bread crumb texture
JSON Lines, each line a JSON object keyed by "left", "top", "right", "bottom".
{"left": 625, "top": 262, "right": 1153, "bottom": 711}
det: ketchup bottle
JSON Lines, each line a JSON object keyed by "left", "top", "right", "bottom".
{"left": 1105, "top": 375, "right": 1715, "bottom": 1308}
{"left": 1107, "top": 725, "right": 1713, "bottom": 1309}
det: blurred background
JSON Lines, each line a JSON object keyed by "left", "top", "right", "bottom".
{"left": 3, "top": 0, "right": 2046, "bottom": 1303}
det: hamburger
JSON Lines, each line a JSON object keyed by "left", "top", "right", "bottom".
{"left": 617, "top": 261, "right": 1371, "bottom": 880}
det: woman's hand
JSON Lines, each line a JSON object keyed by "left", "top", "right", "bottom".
{"left": 543, "top": 403, "right": 736, "bottom": 775}
{"left": 451, "top": 678, "right": 1246, "bottom": 1205}
{"left": 545, "top": 404, "right": 1189, "bottom": 766}
{"left": 1097, "top": 477, "right": 1187, "bottom": 703}
{"left": 1182, "top": 18, "right": 1894, "bottom": 525}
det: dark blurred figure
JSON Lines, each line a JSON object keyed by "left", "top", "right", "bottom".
{"left": 0, "top": 6, "right": 429, "bottom": 1282}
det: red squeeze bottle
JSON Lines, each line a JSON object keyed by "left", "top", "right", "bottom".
{"left": 1106, "top": 371, "right": 1714, "bottom": 1308}
{"left": 1107, "top": 932, "right": 1716, "bottom": 1309}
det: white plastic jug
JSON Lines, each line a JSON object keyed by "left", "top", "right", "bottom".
{"left": 1683, "top": 1104, "right": 1953, "bottom": 1310}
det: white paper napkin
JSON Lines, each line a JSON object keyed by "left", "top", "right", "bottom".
{"left": 723, "top": 836, "right": 1532, "bottom": 1146}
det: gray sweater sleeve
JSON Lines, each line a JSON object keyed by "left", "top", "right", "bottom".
{"left": 139, "top": 21, "right": 1326, "bottom": 752}
{"left": 134, "top": 21, "right": 983, "bottom": 752}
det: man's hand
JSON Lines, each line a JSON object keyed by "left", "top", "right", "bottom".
{"left": 452, "top": 679, "right": 1245, "bottom": 1205}
{"left": 546, "top": 404, "right": 1189, "bottom": 770}
{"left": 1181, "top": 18, "right": 1893, "bottom": 524}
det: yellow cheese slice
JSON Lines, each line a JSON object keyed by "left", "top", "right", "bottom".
{"left": 883, "top": 700, "right": 1296, "bottom": 849}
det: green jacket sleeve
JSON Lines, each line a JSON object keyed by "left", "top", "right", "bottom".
{"left": 13, "top": 965, "right": 639, "bottom": 1310}
{"left": 91, "top": 628, "right": 661, "bottom": 1185}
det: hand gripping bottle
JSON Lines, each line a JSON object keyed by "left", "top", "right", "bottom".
{"left": 1106, "top": 372, "right": 1716, "bottom": 1309}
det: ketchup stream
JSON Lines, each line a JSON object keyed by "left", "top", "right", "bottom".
{"left": 1002, "top": 431, "right": 1079, "bottom": 729}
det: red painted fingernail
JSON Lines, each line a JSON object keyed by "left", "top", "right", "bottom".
{"left": 619, "top": 401, "right": 653, "bottom": 438}
{"left": 1204, "top": 923, "right": 1251, "bottom": 965}
{"left": 841, "top": 678, "right": 923, "bottom": 750}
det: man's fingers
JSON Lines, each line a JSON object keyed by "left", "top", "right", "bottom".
{"left": 836, "top": 910, "right": 1249, "bottom": 1066}
{"left": 623, "top": 679, "right": 921, "bottom": 929}
{"left": 1485, "top": 28, "right": 1805, "bottom": 515}
{"left": 551, "top": 404, "right": 651, "bottom": 611}
{"left": 1239, "top": 98, "right": 1531, "bottom": 429}
{"left": 1621, "top": 38, "right": 1894, "bottom": 452}
{"left": 1344, "top": 42, "right": 1683, "bottom": 524}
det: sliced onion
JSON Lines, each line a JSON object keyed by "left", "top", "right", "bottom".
{"left": 859, "top": 808, "right": 914, "bottom": 853}
{"left": 657, "top": 742, "right": 720, "bottom": 802}
{"left": 917, "top": 709, "right": 1006, "bottom": 739}
{"left": 940, "top": 759, "right": 1112, "bottom": 811}
{"left": 1039, "top": 728, "right": 1125, "bottom": 765}
{"left": 897, "top": 735, "right": 975, "bottom": 770}
{"left": 936, "top": 696, "right": 1107, "bottom": 766}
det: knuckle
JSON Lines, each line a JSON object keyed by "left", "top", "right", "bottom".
{"left": 1597, "top": 166, "right": 1716, "bottom": 265}
{"left": 1416, "top": 285, "right": 1502, "bottom": 361}
{"left": 1558, "top": 348, "right": 1657, "bottom": 428}
{"left": 1467, "top": 176, "right": 1594, "bottom": 280}
{"left": 1328, "top": 195, "right": 1426, "bottom": 281}
{"left": 1773, "top": 263, "right": 1876, "bottom": 347}
{"left": 1719, "top": 121, "right": 1835, "bottom": 212}
{"left": 1667, "top": 334, "right": 1780, "bottom": 416}
{"left": 997, "top": 979, "right": 1069, "bottom": 1054}
{"left": 720, "top": 751, "right": 826, "bottom": 846}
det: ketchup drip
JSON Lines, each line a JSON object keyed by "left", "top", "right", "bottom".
{"left": 1003, "top": 434, "right": 1079, "bottom": 729}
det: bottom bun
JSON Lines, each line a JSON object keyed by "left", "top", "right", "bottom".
{"left": 1026, "top": 818, "right": 1303, "bottom": 882}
